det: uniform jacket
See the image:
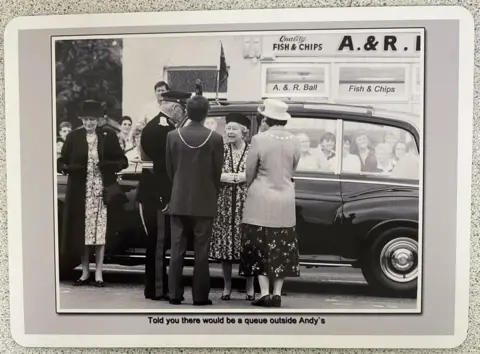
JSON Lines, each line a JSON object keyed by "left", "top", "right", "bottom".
{"left": 242, "top": 126, "right": 301, "bottom": 228}
{"left": 139, "top": 112, "right": 176, "bottom": 208}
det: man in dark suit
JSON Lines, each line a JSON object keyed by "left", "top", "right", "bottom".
{"left": 140, "top": 90, "right": 191, "bottom": 301}
{"left": 165, "top": 95, "right": 224, "bottom": 306}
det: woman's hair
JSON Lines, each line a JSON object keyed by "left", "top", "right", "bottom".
{"left": 265, "top": 117, "right": 287, "bottom": 127}
{"left": 57, "top": 137, "right": 64, "bottom": 143}
{"left": 120, "top": 116, "right": 132, "bottom": 124}
{"left": 343, "top": 135, "right": 353, "bottom": 145}
{"left": 320, "top": 132, "right": 336, "bottom": 143}
{"left": 187, "top": 96, "right": 210, "bottom": 122}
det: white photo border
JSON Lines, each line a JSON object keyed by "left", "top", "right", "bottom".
{"left": 50, "top": 27, "right": 424, "bottom": 315}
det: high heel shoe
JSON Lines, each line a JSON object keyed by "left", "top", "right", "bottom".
{"left": 251, "top": 294, "right": 270, "bottom": 307}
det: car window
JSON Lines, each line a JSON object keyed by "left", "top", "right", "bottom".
{"left": 283, "top": 117, "right": 337, "bottom": 174}
{"left": 342, "top": 121, "right": 419, "bottom": 180}
{"left": 184, "top": 116, "right": 227, "bottom": 135}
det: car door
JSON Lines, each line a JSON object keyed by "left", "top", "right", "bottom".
{"left": 338, "top": 119, "right": 420, "bottom": 259}
{"left": 282, "top": 114, "right": 344, "bottom": 264}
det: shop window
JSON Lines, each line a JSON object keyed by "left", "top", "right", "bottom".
{"left": 262, "top": 64, "right": 329, "bottom": 99}
{"left": 282, "top": 117, "right": 337, "bottom": 174}
{"left": 341, "top": 120, "right": 419, "bottom": 180}
{"left": 336, "top": 64, "right": 409, "bottom": 102}
{"left": 165, "top": 67, "right": 228, "bottom": 98}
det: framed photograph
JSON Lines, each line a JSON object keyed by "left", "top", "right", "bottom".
{"left": 4, "top": 5, "right": 474, "bottom": 348}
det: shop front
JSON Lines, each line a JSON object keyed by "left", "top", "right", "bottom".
{"left": 254, "top": 29, "right": 423, "bottom": 115}
{"left": 121, "top": 29, "right": 423, "bottom": 125}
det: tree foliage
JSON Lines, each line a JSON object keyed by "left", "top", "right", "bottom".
{"left": 55, "top": 39, "right": 123, "bottom": 129}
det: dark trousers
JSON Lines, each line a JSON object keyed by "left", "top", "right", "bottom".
{"left": 143, "top": 202, "right": 170, "bottom": 298}
{"left": 168, "top": 215, "right": 213, "bottom": 302}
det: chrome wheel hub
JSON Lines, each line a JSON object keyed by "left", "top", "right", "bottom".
{"left": 380, "top": 237, "right": 418, "bottom": 283}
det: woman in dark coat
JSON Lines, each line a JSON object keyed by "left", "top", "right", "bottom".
{"left": 57, "top": 100, "right": 128, "bottom": 287}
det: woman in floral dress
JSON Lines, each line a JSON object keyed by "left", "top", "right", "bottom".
{"left": 58, "top": 100, "right": 128, "bottom": 287}
{"left": 209, "top": 113, "right": 255, "bottom": 301}
{"left": 240, "top": 99, "right": 301, "bottom": 308}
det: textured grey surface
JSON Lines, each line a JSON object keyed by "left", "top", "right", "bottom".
{"left": 0, "top": 0, "right": 478, "bottom": 353}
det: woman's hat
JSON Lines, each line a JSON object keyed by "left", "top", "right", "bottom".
{"left": 225, "top": 113, "right": 251, "bottom": 129}
{"left": 78, "top": 100, "right": 104, "bottom": 119}
{"left": 257, "top": 99, "right": 291, "bottom": 121}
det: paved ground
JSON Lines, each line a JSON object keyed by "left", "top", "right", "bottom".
{"left": 58, "top": 264, "right": 418, "bottom": 311}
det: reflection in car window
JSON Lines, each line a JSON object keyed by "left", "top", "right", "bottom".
{"left": 184, "top": 116, "right": 227, "bottom": 140}
{"left": 283, "top": 117, "right": 337, "bottom": 174}
{"left": 342, "top": 121, "right": 419, "bottom": 180}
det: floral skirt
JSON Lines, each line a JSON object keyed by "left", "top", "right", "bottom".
{"left": 239, "top": 224, "right": 300, "bottom": 279}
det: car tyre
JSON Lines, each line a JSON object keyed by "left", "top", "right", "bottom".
{"left": 361, "top": 227, "right": 418, "bottom": 297}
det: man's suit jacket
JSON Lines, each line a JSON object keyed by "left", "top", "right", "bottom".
{"left": 140, "top": 112, "right": 176, "bottom": 208}
{"left": 166, "top": 122, "right": 224, "bottom": 218}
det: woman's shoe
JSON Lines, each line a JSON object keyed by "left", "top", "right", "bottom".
{"left": 221, "top": 293, "right": 231, "bottom": 301}
{"left": 73, "top": 278, "right": 90, "bottom": 286}
{"left": 270, "top": 295, "right": 281, "bottom": 308}
{"left": 251, "top": 295, "right": 270, "bottom": 307}
{"left": 245, "top": 293, "right": 256, "bottom": 301}
{"left": 94, "top": 280, "right": 105, "bottom": 288}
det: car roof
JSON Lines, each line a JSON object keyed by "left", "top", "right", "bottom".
{"left": 207, "top": 100, "right": 421, "bottom": 132}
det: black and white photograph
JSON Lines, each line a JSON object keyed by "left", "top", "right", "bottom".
{"left": 54, "top": 28, "right": 424, "bottom": 313}
{"left": 5, "top": 6, "right": 474, "bottom": 348}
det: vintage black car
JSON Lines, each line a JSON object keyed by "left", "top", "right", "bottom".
{"left": 57, "top": 101, "right": 421, "bottom": 297}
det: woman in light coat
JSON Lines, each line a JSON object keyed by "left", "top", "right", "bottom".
{"left": 239, "top": 99, "right": 301, "bottom": 308}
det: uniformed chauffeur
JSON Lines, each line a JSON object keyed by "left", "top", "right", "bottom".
{"left": 140, "top": 90, "right": 191, "bottom": 301}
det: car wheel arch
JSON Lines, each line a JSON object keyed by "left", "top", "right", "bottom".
{"left": 363, "top": 219, "right": 418, "bottom": 246}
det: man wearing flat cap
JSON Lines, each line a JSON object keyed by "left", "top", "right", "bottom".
{"left": 139, "top": 90, "right": 191, "bottom": 301}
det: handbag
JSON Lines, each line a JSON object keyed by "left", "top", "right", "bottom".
{"left": 100, "top": 132, "right": 128, "bottom": 206}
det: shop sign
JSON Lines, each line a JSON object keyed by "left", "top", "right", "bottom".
{"left": 337, "top": 83, "right": 406, "bottom": 98}
{"left": 266, "top": 82, "right": 325, "bottom": 94}
{"left": 262, "top": 32, "right": 422, "bottom": 57}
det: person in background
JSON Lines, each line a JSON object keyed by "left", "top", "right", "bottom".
{"left": 391, "top": 140, "right": 420, "bottom": 180}
{"left": 295, "top": 133, "right": 330, "bottom": 172}
{"left": 392, "top": 141, "right": 407, "bottom": 163}
{"left": 240, "top": 99, "right": 301, "bottom": 308}
{"left": 352, "top": 130, "right": 377, "bottom": 173}
{"left": 57, "top": 100, "right": 128, "bottom": 287}
{"left": 165, "top": 95, "right": 224, "bottom": 306}
{"left": 209, "top": 113, "right": 255, "bottom": 301}
{"left": 56, "top": 137, "right": 64, "bottom": 159}
{"left": 117, "top": 116, "right": 136, "bottom": 154}
{"left": 58, "top": 121, "right": 72, "bottom": 142}
{"left": 140, "top": 90, "right": 190, "bottom": 301}
{"left": 319, "top": 132, "right": 336, "bottom": 160}
{"left": 204, "top": 117, "right": 219, "bottom": 132}
{"left": 134, "top": 81, "right": 171, "bottom": 142}
{"left": 373, "top": 143, "right": 395, "bottom": 174}
{"left": 341, "top": 135, "right": 361, "bottom": 173}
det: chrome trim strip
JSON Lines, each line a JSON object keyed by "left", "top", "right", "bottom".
{"left": 294, "top": 175, "right": 418, "bottom": 188}
{"left": 113, "top": 255, "right": 354, "bottom": 268}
